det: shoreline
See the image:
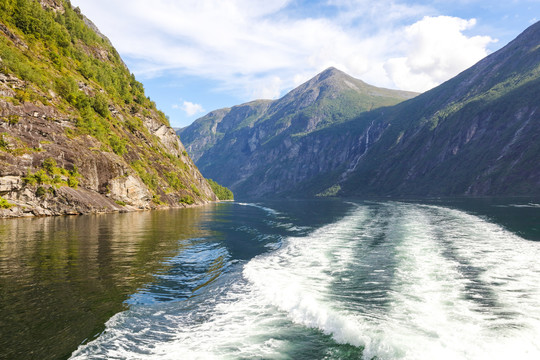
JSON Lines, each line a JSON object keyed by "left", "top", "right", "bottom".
{"left": 0, "top": 198, "right": 225, "bottom": 220}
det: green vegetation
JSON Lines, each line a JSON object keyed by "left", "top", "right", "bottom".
{"left": 130, "top": 160, "right": 159, "bottom": 191}
{"left": 67, "top": 175, "right": 78, "bottom": 188}
{"left": 179, "top": 195, "right": 194, "bottom": 205}
{"left": 0, "top": 0, "right": 170, "bottom": 138}
{"left": 0, "top": 0, "right": 217, "bottom": 210}
{"left": 165, "top": 171, "right": 186, "bottom": 191}
{"left": 190, "top": 184, "right": 201, "bottom": 197}
{"left": 207, "top": 179, "right": 234, "bottom": 200}
{"left": 0, "top": 196, "right": 14, "bottom": 209}
{"left": 42, "top": 157, "right": 58, "bottom": 174}
{"left": 109, "top": 134, "right": 127, "bottom": 155}
{"left": 35, "top": 186, "right": 46, "bottom": 197}
{"left": 0, "top": 0, "right": 167, "bottom": 114}
{"left": 22, "top": 158, "right": 80, "bottom": 189}
{"left": 91, "top": 92, "right": 110, "bottom": 117}
{"left": 0, "top": 133, "right": 41, "bottom": 155}
{"left": 152, "top": 194, "right": 165, "bottom": 205}
{"left": 0, "top": 134, "right": 9, "bottom": 151}
{"left": 316, "top": 184, "right": 341, "bottom": 197}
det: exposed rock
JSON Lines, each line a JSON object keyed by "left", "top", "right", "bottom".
{"left": 0, "top": 2, "right": 218, "bottom": 218}
{"left": 39, "top": 0, "right": 65, "bottom": 13}
{"left": 2, "top": 185, "right": 126, "bottom": 218}
{"left": 0, "top": 22, "right": 28, "bottom": 49}
{"left": 107, "top": 175, "right": 151, "bottom": 207}
{"left": 0, "top": 73, "right": 26, "bottom": 95}
{"left": 0, "top": 94, "right": 217, "bottom": 217}
{"left": 0, "top": 175, "right": 22, "bottom": 194}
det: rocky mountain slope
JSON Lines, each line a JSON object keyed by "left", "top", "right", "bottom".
{"left": 0, "top": 0, "right": 217, "bottom": 217}
{"left": 178, "top": 67, "right": 417, "bottom": 196}
{"left": 182, "top": 21, "right": 540, "bottom": 199}
{"left": 319, "top": 20, "right": 540, "bottom": 198}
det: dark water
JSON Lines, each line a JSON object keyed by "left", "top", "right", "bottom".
{"left": 0, "top": 199, "right": 539, "bottom": 359}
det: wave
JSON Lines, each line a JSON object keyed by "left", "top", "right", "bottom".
{"left": 244, "top": 202, "right": 540, "bottom": 359}
{"left": 236, "top": 202, "right": 281, "bottom": 216}
{"left": 508, "top": 203, "right": 540, "bottom": 208}
{"left": 71, "top": 202, "right": 540, "bottom": 359}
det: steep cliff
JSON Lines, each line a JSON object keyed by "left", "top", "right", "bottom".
{"left": 0, "top": 0, "right": 217, "bottom": 217}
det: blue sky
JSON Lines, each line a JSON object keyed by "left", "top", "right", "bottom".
{"left": 71, "top": 0, "right": 540, "bottom": 128}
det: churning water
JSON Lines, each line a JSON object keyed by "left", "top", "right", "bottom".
{"left": 67, "top": 200, "right": 540, "bottom": 360}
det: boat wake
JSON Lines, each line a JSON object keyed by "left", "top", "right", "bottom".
{"left": 71, "top": 202, "right": 540, "bottom": 359}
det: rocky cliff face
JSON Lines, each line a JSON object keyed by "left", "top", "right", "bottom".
{"left": 179, "top": 67, "right": 417, "bottom": 198}
{"left": 0, "top": 0, "right": 217, "bottom": 217}
{"left": 182, "top": 22, "right": 540, "bottom": 199}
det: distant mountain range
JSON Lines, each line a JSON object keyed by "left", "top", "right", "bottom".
{"left": 179, "top": 21, "right": 540, "bottom": 199}
{"left": 178, "top": 67, "right": 418, "bottom": 197}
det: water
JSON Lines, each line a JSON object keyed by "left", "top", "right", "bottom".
{"left": 1, "top": 199, "right": 539, "bottom": 359}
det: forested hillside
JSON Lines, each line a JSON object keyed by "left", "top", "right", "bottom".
{"left": 0, "top": 0, "right": 217, "bottom": 216}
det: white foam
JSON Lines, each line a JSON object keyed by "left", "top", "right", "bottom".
{"left": 508, "top": 203, "right": 540, "bottom": 208}
{"left": 236, "top": 202, "right": 280, "bottom": 216}
{"left": 243, "top": 205, "right": 378, "bottom": 347}
{"left": 71, "top": 202, "right": 540, "bottom": 360}
{"left": 359, "top": 203, "right": 540, "bottom": 359}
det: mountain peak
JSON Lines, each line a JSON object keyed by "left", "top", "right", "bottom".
{"left": 513, "top": 19, "right": 540, "bottom": 46}
{"left": 290, "top": 67, "right": 363, "bottom": 97}
{"left": 315, "top": 66, "right": 350, "bottom": 82}
{"left": 319, "top": 66, "right": 341, "bottom": 75}
{"left": 284, "top": 67, "right": 417, "bottom": 107}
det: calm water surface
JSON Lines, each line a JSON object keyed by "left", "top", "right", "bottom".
{"left": 0, "top": 198, "right": 539, "bottom": 359}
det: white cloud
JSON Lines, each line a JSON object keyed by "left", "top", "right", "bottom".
{"left": 244, "top": 75, "right": 284, "bottom": 100}
{"left": 72, "top": 0, "right": 497, "bottom": 97}
{"left": 180, "top": 101, "right": 205, "bottom": 116}
{"left": 384, "top": 16, "right": 496, "bottom": 92}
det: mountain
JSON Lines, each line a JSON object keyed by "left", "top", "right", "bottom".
{"left": 0, "top": 0, "right": 217, "bottom": 217}
{"left": 181, "top": 21, "right": 540, "bottom": 199}
{"left": 178, "top": 67, "right": 418, "bottom": 197}
{"left": 315, "top": 20, "right": 540, "bottom": 198}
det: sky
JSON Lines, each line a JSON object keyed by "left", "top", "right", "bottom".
{"left": 70, "top": 0, "right": 540, "bottom": 128}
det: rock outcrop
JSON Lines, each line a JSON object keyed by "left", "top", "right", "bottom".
{"left": 0, "top": 0, "right": 217, "bottom": 217}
